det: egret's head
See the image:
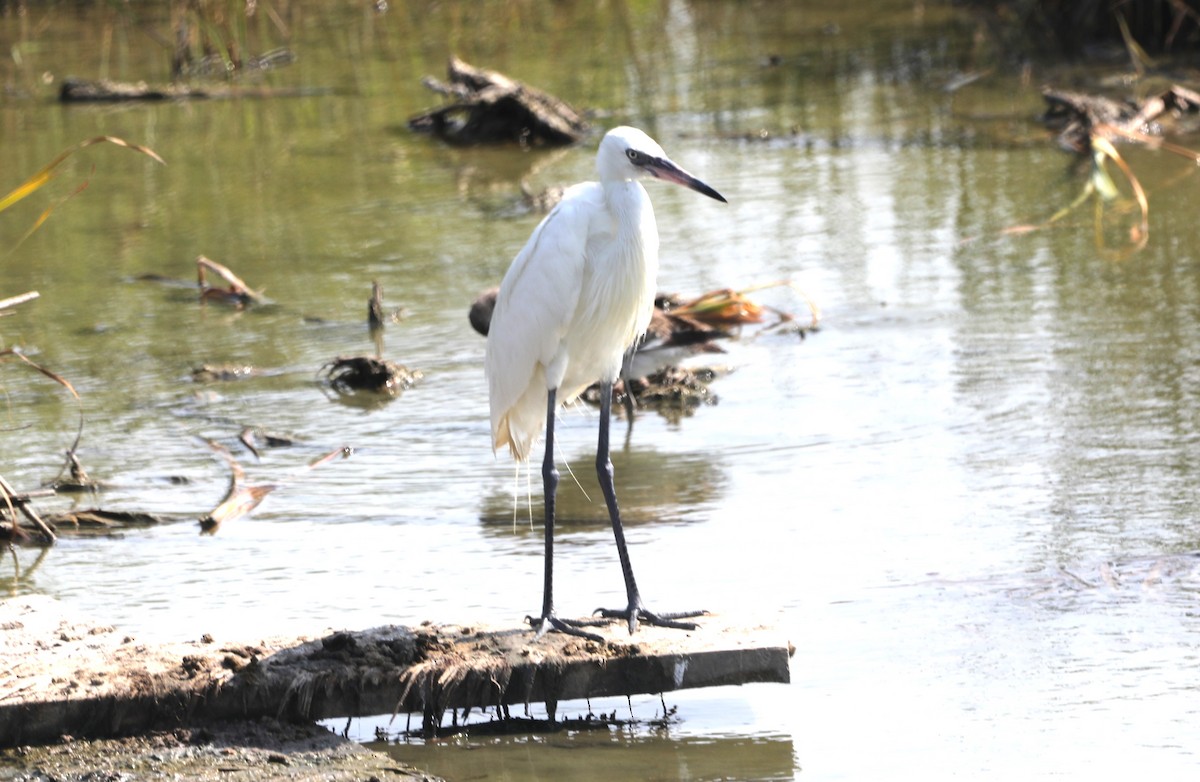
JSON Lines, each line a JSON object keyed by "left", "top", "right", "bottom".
{"left": 597, "top": 126, "right": 727, "bottom": 203}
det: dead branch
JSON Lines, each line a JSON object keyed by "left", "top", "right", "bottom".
{"left": 0, "top": 475, "right": 57, "bottom": 545}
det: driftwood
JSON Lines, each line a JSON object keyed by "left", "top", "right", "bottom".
{"left": 408, "top": 56, "right": 587, "bottom": 146}
{"left": 58, "top": 62, "right": 315, "bottom": 104}
{"left": 1043, "top": 84, "right": 1200, "bottom": 151}
{"left": 0, "top": 597, "right": 792, "bottom": 747}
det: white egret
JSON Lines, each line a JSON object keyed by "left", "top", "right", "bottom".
{"left": 485, "top": 126, "right": 727, "bottom": 640}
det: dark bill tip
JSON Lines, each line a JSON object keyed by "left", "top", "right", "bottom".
{"left": 689, "top": 179, "right": 728, "bottom": 203}
{"left": 649, "top": 158, "right": 728, "bottom": 203}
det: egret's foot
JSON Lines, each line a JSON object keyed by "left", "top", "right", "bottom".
{"left": 525, "top": 613, "right": 605, "bottom": 643}
{"left": 594, "top": 604, "right": 708, "bottom": 635}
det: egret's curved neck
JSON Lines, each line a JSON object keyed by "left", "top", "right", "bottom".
{"left": 600, "top": 178, "right": 658, "bottom": 275}
{"left": 601, "top": 179, "right": 649, "bottom": 226}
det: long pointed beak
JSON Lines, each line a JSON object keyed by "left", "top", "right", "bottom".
{"left": 646, "top": 157, "right": 727, "bottom": 203}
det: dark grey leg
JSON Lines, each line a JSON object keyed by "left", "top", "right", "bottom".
{"left": 619, "top": 348, "right": 637, "bottom": 423}
{"left": 592, "top": 382, "right": 707, "bottom": 634}
{"left": 528, "top": 387, "right": 604, "bottom": 642}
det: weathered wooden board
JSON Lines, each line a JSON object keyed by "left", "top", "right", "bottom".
{"left": 0, "top": 598, "right": 791, "bottom": 747}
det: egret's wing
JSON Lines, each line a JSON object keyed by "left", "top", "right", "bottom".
{"left": 485, "top": 183, "right": 599, "bottom": 459}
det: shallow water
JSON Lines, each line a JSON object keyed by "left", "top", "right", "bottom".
{"left": 4, "top": 1, "right": 1200, "bottom": 778}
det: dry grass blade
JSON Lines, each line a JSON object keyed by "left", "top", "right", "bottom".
{"left": 1, "top": 136, "right": 164, "bottom": 256}
{"left": 670, "top": 288, "right": 765, "bottom": 325}
{"left": 1115, "top": 11, "right": 1155, "bottom": 75}
{"left": 670, "top": 281, "right": 821, "bottom": 330}
{"left": 1097, "top": 121, "right": 1200, "bottom": 163}
{"left": 306, "top": 446, "right": 353, "bottom": 470}
{"left": 0, "top": 136, "right": 165, "bottom": 213}
{"left": 198, "top": 439, "right": 277, "bottom": 534}
{"left": 1, "top": 347, "right": 81, "bottom": 398}
{"left": 9, "top": 178, "right": 92, "bottom": 254}
{"left": 0, "top": 350, "right": 84, "bottom": 457}
{"left": 1091, "top": 135, "right": 1150, "bottom": 255}
{"left": 990, "top": 129, "right": 1154, "bottom": 258}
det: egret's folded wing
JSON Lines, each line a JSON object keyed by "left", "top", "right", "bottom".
{"left": 485, "top": 184, "right": 598, "bottom": 459}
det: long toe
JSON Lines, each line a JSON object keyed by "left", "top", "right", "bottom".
{"left": 640, "top": 609, "right": 706, "bottom": 632}
{"left": 593, "top": 606, "right": 708, "bottom": 634}
{"left": 526, "top": 613, "right": 606, "bottom": 643}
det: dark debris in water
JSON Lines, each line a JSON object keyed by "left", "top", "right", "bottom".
{"left": 583, "top": 366, "right": 718, "bottom": 423}
{"left": 46, "top": 508, "right": 168, "bottom": 531}
{"left": 192, "top": 363, "right": 261, "bottom": 383}
{"left": 321, "top": 355, "right": 422, "bottom": 396}
{"left": 2, "top": 503, "right": 174, "bottom": 546}
{"left": 408, "top": 55, "right": 587, "bottom": 147}
{"left": 1042, "top": 84, "right": 1200, "bottom": 153}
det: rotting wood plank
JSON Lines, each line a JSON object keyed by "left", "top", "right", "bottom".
{"left": 0, "top": 597, "right": 792, "bottom": 747}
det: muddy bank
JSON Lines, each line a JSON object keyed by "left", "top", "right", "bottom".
{"left": 0, "top": 719, "right": 434, "bottom": 782}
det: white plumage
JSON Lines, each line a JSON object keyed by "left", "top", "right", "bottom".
{"left": 483, "top": 125, "right": 726, "bottom": 638}
{"left": 487, "top": 135, "right": 660, "bottom": 459}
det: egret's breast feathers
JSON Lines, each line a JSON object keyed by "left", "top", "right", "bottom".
{"left": 484, "top": 180, "right": 659, "bottom": 461}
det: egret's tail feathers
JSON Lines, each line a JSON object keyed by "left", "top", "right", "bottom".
{"left": 492, "top": 384, "right": 548, "bottom": 462}
{"left": 493, "top": 420, "right": 534, "bottom": 462}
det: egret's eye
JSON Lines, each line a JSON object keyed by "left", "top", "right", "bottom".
{"left": 626, "top": 149, "right": 644, "bottom": 165}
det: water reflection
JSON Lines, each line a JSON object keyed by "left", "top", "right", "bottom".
{"left": 477, "top": 445, "right": 726, "bottom": 532}
{"left": 380, "top": 730, "right": 795, "bottom": 782}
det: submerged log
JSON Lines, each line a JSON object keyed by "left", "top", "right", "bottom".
{"left": 408, "top": 56, "right": 587, "bottom": 146}
{"left": 0, "top": 597, "right": 792, "bottom": 747}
